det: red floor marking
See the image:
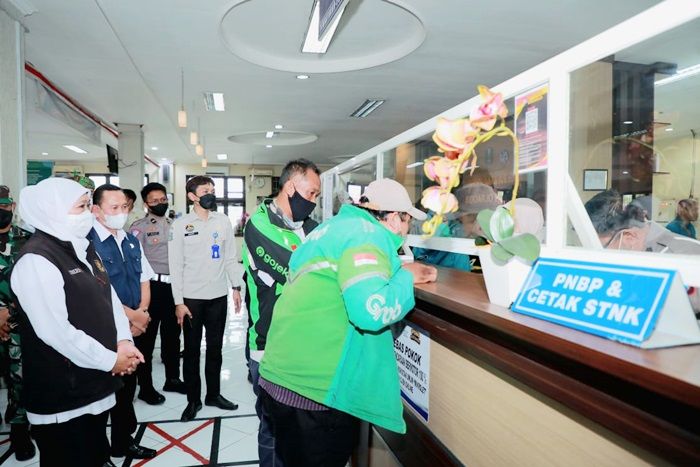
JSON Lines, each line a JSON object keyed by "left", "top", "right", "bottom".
{"left": 133, "top": 419, "right": 214, "bottom": 466}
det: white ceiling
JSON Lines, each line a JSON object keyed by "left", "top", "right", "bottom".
{"left": 22, "top": 0, "right": 661, "bottom": 166}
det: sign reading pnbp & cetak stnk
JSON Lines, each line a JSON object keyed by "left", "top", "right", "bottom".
{"left": 512, "top": 258, "right": 700, "bottom": 348}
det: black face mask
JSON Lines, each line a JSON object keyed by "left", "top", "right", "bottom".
{"left": 198, "top": 193, "right": 217, "bottom": 211}
{"left": 149, "top": 203, "right": 169, "bottom": 217}
{"left": 288, "top": 190, "right": 316, "bottom": 222}
{"left": 0, "top": 209, "right": 13, "bottom": 229}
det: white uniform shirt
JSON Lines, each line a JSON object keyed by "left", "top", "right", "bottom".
{"left": 168, "top": 210, "right": 243, "bottom": 304}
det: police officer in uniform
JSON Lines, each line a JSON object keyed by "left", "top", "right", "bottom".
{"left": 129, "top": 183, "right": 186, "bottom": 395}
{"left": 0, "top": 185, "right": 35, "bottom": 461}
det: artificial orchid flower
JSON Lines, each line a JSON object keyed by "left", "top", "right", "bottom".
{"left": 433, "top": 117, "right": 477, "bottom": 154}
{"left": 420, "top": 186, "right": 459, "bottom": 214}
{"left": 469, "top": 86, "right": 508, "bottom": 131}
{"left": 423, "top": 156, "right": 461, "bottom": 189}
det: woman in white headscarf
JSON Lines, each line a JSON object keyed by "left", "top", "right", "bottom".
{"left": 10, "top": 177, "right": 143, "bottom": 467}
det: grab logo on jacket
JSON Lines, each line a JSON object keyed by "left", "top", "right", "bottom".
{"left": 366, "top": 294, "right": 402, "bottom": 324}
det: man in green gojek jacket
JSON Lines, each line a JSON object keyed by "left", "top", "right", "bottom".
{"left": 242, "top": 159, "right": 320, "bottom": 467}
{"left": 259, "top": 178, "right": 438, "bottom": 467}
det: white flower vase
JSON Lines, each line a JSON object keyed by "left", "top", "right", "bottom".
{"left": 478, "top": 246, "right": 532, "bottom": 308}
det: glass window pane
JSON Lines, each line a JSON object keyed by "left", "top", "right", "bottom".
{"left": 110, "top": 176, "right": 120, "bottom": 187}
{"left": 89, "top": 175, "right": 107, "bottom": 188}
{"left": 211, "top": 177, "right": 224, "bottom": 198}
{"left": 227, "top": 177, "right": 244, "bottom": 198}
{"left": 568, "top": 17, "right": 700, "bottom": 254}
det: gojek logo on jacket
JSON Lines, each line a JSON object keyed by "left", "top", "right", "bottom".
{"left": 255, "top": 246, "right": 289, "bottom": 277}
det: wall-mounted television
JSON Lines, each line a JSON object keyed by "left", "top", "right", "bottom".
{"left": 106, "top": 145, "right": 118, "bottom": 174}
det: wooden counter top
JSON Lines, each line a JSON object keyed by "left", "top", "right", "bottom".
{"left": 413, "top": 267, "right": 700, "bottom": 408}
{"left": 407, "top": 266, "right": 700, "bottom": 464}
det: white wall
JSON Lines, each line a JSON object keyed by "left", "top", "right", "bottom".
{"left": 653, "top": 133, "right": 700, "bottom": 228}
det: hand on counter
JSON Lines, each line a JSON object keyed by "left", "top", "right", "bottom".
{"left": 403, "top": 262, "right": 438, "bottom": 284}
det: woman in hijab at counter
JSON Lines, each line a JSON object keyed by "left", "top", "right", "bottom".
{"left": 10, "top": 177, "right": 144, "bottom": 467}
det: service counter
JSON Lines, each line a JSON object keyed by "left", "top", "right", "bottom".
{"left": 369, "top": 267, "right": 700, "bottom": 466}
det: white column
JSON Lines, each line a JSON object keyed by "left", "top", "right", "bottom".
{"left": 0, "top": 8, "right": 26, "bottom": 194}
{"left": 116, "top": 123, "right": 145, "bottom": 213}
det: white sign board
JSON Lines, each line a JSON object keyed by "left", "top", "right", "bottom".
{"left": 394, "top": 323, "right": 430, "bottom": 422}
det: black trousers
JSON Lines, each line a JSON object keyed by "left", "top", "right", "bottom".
{"left": 136, "top": 280, "right": 182, "bottom": 387}
{"left": 261, "top": 390, "right": 360, "bottom": 467}
{"left": 32, "top": 410, "right": 110, "bottom": 467}
{"left": 183, "top": 295, "right": 227, "bottom": 402}
{"left": 109, "top": 373, "right": 137, "bottom": 449}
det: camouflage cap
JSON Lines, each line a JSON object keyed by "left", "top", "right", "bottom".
{"left": 0, "top": 185, "right": 13, "bottom": 205}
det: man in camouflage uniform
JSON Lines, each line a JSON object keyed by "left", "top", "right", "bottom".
{"left": 0, "top": 185, "right": 35, "bottom": 461}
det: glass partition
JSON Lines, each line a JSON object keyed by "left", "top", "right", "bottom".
{"left": 331, "top": 156, "right": 378, "bottom": 214}
{"left": 569, "top": 17, "right": 700, "bottom": 255}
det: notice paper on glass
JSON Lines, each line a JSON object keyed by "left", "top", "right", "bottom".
{"left": 512, "top": 258, "right": 700, "bottom": 348}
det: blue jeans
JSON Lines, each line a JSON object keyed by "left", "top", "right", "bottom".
{"left": 249, "top": 358, "right": 284, "bottom": 467}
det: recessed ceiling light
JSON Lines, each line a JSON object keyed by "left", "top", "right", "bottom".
{"left": 41, "top": 152, "right": 48, "bottom": 156}
{"left": 665, "top": 127, "right": 674, "bottom": 132}
{"left": 217, "top": 154, "right": 228, "bottom": 160}
{"left": 274, "top": 124, "right": 284, "bottom": 130}
{"left": 622, "top": 171, "right": 629, "bottom": 175}
{"left": 203, "top": 92, "right": 225, "bottom": 111}
{"left": 265, "top": 131, "right": 274, "bottom": 139}
{"left": 151, "top": 146, "right": 158, "bottom": 151}
{"left": 265, "top": 144, "right": 272, "bottom": 148}
{"left": 296, "top": 74, "right": 309, "bottom": 80}
{"left": 160, "top": 157, "right": 167, "bottom": 161}
{"left": 623, "top": 121, "right": 633, "bottom": 125}
{"left": 63, "top": 145, "right": 87, "bottom": 154}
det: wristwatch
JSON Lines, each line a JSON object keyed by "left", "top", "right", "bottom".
{"left": 232, "top": 286, "right": 242, "bottom": 291}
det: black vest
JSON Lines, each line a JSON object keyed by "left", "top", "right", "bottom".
{"left": 14, "top": 230, "right": 122, "bottom": 414}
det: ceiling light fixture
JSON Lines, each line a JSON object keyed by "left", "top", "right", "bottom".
{"left": 265, "top": 144, "right": 272, "bottom": 148}
{"left": 203, "top": 92, "right": 225, "bottom": 112}
{"left": 41, "top": 152, "right": 48, "bottom": 156}
{"left": 655, "top": 63, "right": 700, "bottom": 87}
{"left": 350, "top": 99, "right": 386, "bottom": 118}
{"left": 190, "top": 131, "right": 198, "bottom": 145}
{"left": 265, "top": 131, "right": 274, "bottom": 139}
{"left": 301, "top": 0, "right": 350, "bottom": 54}
{"left": 151, "top": 146, "right": 158, "bottom": 151}
{"left": 178, "top": 68, "right": 187, "bottom": 128}
{"left": 217, "top": 154, "right": 228, "bottom": 161}
{"left": 623, "top": 120, "right": 633, "bottom": 125}
{"left": 296, "top": 74, "right": 310, "bottom": 80}
{"left": 406, "top": 161, "right": 424, "bottom": 169}
{"left": 63, "top": 145, "right": 87, "bottom": 154}
{"left": 274, "top": 124, "right": 284, "bottom": 130}
{"left": 195, "top": 143, "right": 204, "bottom": 156}
{"left": 666, "top": 127, "right": 674, "bottom": 132}
{"left": 201, "top": 158, "right": 208, "bottom": 168}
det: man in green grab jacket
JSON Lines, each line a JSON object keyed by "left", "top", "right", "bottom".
{"left": 259, "top": 178, "right": 438, "bottom": 467}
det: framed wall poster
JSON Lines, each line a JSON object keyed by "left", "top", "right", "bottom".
{"left": 583, "top": 169, "right": 608, "bottom": 191}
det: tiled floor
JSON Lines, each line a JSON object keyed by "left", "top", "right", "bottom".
{"left": 0, "top": 305, "right": 259, "bottom": 466}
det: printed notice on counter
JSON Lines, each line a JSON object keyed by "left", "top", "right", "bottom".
{"left": 394, "top": 323, "right": 430, "bottom": 422}
{"left": 512, "top": 258, "right": 700, "bottom": 348}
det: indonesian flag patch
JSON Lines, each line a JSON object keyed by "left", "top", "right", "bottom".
{"left": 353, "top": 253, "right": 378, "bottom": 267}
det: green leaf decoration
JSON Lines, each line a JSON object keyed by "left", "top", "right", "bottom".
{"left": 491, "top": 243, "right": 514, "bottom": 264}
{"left": 489, "top": 206, "right": 515, "bottom": 242}
{"left": 497, "top": 234, "right": 541, "bottom": 263}
{"left": 474, "top": 236, "right": 490, "bottom": 246}
{"left": 476, "top": 209, "right": 495, "bottom": 242}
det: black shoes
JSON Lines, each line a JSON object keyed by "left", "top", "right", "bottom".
{"left": 138, "top": 388, "right": 166, "bottom": 405}
{"left": 110, "top": 440, "right": 157, "bottom": 459}
{"left": 181, "top": 400, "right": 202, "bottom": 422}
{"left": 205, "top": 394, "right": 238, "bottom": 411}
{"left": 10, "top": 423, "right": 36, "bottom": 461}
{"left": 163, "top": 378, "right": 187, "bottom": 394}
